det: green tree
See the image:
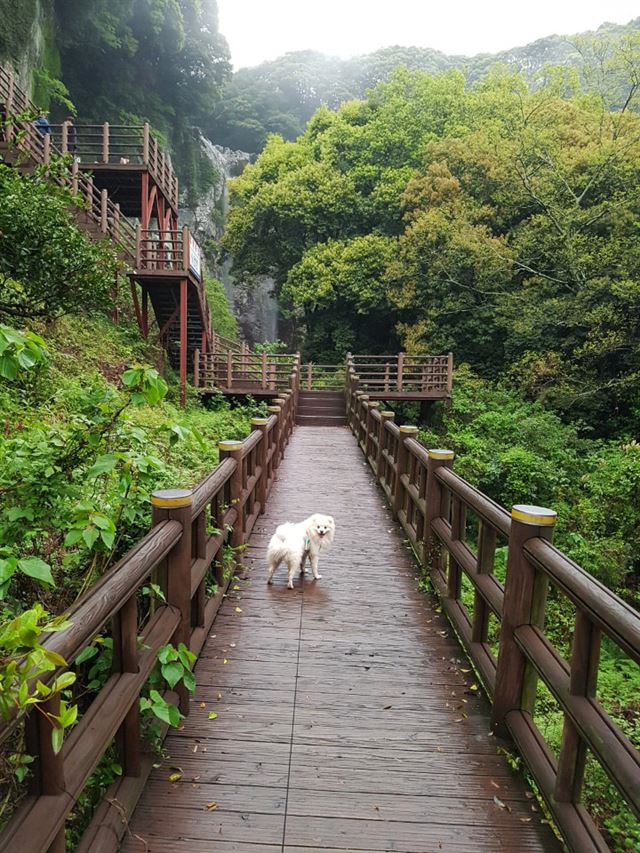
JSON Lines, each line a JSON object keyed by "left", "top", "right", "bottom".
{"left": 0, "top": 164, "right": 119, "bottom": 321}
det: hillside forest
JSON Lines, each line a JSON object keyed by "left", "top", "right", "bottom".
{"left": 0, "top": 4, "right": 639, "bottom": 851}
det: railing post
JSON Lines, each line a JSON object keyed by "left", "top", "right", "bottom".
{"left": 356, "top": 394, "right": 368, "bottom": 449}
{"left": 113, "top": 202, "right": 121, "bottom": 243}
{"left": 135, "top": 223, "right": 142, "bottom": 268}
{"left": 307, "top": 362, "right": 312, "bottom": 391}
{"left": 377, "top": 410, "right": 395, "bottom": 484}
{"left": 226, "top": 350, "right": 233, "bottom": 389}
{"left": 261, "top": 350, "right": 267, "bottom": 388}
{"left": 61, "top": 121, "right": 68, "bottom": 155}
{"left": 113, "top": 592, "right": 141, "bottom": 777}
{"left": 194, "top": 348, "right": 200, "bottom": 388}
{"left": 252, "top": 417, "right": 269, "bottom": 514}
{"left": 447, "top": 351, "right": 453, "bottom": 395}
{"left": 218, "top": 441, "right": 245, "bottom": 549}
{"left": 492, "top": 505, "right": 557, "bottom": 736}
{"left": 100, "top": 189, "right": 108, "bottom": 234}
{"left": 102, "top": 122, "right": 109, "bottom": 163}
{"left": 43, "top": 132, "right": 51, "bottom": 165}
{"left": 423, "top": 449, "right": 454, "bottom": 568}
{"left": 182, "top": 225, "right": 190, "bottom": 273}
{"left": 150, "top": 488, "right": 193, "bottom": 715}
{"left": 555, "top": 611, "right": 601, "bottom": 803}
{"left": 393, "top": 425, "right": 418, "bottom": 520}
{"left": 397, "top": 352, "right": 404, "bottom": 392}
{"left": 85, "top": 175, "right": 94, "bottom": 209}
{"left": 267, "top": 404, "right": 281, "bottom": 471}
{"left": 71, "top": 159, "right": 79, "bottom": 195}
{"left": 273, "top": 397, "right": 287, "bottom": 463}
{"left": 142, "top": 122, "right": 150, "bottom": 163}
{"left": 364, "top": 401, "right": 379, "bottom": 463}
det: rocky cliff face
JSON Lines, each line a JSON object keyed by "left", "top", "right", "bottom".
{"left": 180, "top": 133, "right": 279, "bottom": 344}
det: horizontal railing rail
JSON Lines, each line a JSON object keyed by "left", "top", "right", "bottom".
{"left": 345, "top": 365, "right": 640, "bottom": 853}
{"left": 195, "top": 350, "right": 301, "bottom": 395}
{"left": 0, "top": 393, "right": 297, "bottom": 853}
{"left": 348, "top": 352, "right": 453, "bottom": 394}
{"left": 300, "top": 362, "right": 345, "bottom": 390}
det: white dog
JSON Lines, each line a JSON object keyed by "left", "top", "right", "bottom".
{"left": 266, "top": 514, "right": 335, "bottom": 589}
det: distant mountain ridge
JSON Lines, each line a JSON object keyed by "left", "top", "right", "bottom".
{"left": 210, "top": 17, "right": 640, "bottom": 152}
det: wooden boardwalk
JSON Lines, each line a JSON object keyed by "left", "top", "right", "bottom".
{"left": 123, "top": 428, "right": 561, "bottom": 853}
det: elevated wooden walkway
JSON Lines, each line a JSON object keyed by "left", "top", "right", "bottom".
{"left": 123, "top": 428, "right": 559, "bottom": 852}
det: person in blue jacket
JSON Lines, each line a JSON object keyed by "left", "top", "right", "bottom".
{"left": 34, "top": 113, "right": 51, "bottom": 136}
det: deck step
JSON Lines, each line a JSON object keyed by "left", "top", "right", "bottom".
{"left": 296, "top": 414, "right": 347, "bottom": 427}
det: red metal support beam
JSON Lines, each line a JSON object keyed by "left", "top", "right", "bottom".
{"left": 180, "top": 279, "right": 188, "bottom": 408}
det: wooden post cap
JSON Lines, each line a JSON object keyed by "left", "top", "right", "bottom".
{"left": 251, "top": 417, "right": 269, "bottom": 426}
{"left": 151, "top": 488, "right": 193, "bottom": 508}
{"left": 369, "top": 401, "right": 380, "bottom": 408}
{"left": 429, "top": 449, "right": 454, "bottom": 460}
{"left": 399, "top": 425, "right": 418, "bottom": 434}
{"left": 381, "top": 410, "right": 395, "bottom": 417}
{"left": 218, "top": 440, "right": 243, "bottom": 451}
{"left": 360, "top": 395, "right": 370, "bottom": 401}
{"left": 267, "top": 405, "right": 281, "bottom": 413}
{"left": 511, "top": 505, "right": 557, "bottom": 526}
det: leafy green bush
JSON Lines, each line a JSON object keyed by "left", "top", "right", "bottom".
{"left": 0, "top": 165, "right": 119, "bottom": 321}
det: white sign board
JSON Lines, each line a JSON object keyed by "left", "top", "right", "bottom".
{"left": 189, "top": 234, "right": 202, "bottom": 280}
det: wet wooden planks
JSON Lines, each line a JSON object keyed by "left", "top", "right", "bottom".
{"left": 122, "top": 427, "right": 560, "bottom": 853}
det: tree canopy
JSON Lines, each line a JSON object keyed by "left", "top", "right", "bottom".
{"left": 224, "top": 50, "right": 640, "bottom": 434}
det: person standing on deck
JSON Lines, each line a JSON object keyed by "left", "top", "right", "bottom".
{"left": 34, "top": 113, "right": 50, "bottom": 137}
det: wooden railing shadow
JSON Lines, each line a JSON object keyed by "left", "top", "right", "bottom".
{"left": 346, "top": 366, "right": 640, "bottom": 853}
{"left": 0, "top": 393, "right": 297, "bottom": 853}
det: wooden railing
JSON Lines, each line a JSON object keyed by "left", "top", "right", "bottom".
{"left": 0, "top": 64, "right": 137, "bottom": 266}
{"left": 195, "top": 350, "right": 302, "bottom": 394}
{"left": 346, "top": 372, "right": 640, "bottom": 853}
{"left": 0, "top": 394, "right": 297, "bottom": 853}
{"left": 49, "top": 122, "right": 179, "bottom": 210}
{"left": 301, "top": 363, "right": 345, "bottom": 390}
{"left": 348, "top": 352, "right": 453, "bottom": 395}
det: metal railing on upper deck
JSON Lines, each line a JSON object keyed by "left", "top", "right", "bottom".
{"left": 49, "top": 122, "right": 179, "bottom": 210}
{"left": 0, "top": 64, "right": 137, "bottom": 266}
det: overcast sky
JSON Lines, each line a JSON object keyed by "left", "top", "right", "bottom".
{"left": 217, "top": 1, "right": 640, "bottom": 70}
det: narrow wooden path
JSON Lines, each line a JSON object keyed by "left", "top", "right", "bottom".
{"left": 123, "top": 428, "right": 560, "bottom": 852}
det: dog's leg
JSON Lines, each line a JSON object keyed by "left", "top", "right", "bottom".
{"left": 310, "top": 552, "right": 322, "bottom": 580}
{"left": 286, "top": 556, "right": 298, "bottom": 590}
{"left": 266, "top": 556, "right": 279, "bottom": 585}
{"left": 300, "top": 550, "right": 309, "bottom": 575}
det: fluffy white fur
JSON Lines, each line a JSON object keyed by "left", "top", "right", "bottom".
{"left": 266, "top": 513, "right": 335, "bottom": 589}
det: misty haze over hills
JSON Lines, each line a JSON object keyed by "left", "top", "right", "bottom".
{"left": 210, "top": 16, "right": 640, "bottom": 151}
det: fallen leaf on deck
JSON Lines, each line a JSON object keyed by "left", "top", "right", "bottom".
{"left": 169, "top": 772, "right": 182, "bottom": 782}
{"left": 199, "top": 702, "right": 206, "bottom": 709}
{"left": 235, "top": 607, "right": 242, "bottom": 613}
{"left": 206, "top": 801, "right": 218, "bottom": 811}
{"left": 490, "top": 780, "right": 500, "bottom": 789}
{"left": 223, "top": 658, "right": 228, "bottom": 664}
{"left": 193, "top": 744, "right": 198, "bottom": 753}
{"left": 493, "top": 796, "right": 511, "bottom": 812}
{"left": 208, "top": 711, "right": 218, "bottom": 720}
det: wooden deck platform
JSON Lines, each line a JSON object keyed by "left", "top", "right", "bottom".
{"left": 123, "top": 428, "right": 561, "bottom": 853}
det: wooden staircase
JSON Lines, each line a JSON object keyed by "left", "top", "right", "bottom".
{"left": 296, "top": 390, "right": 346, "bottom": 426}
